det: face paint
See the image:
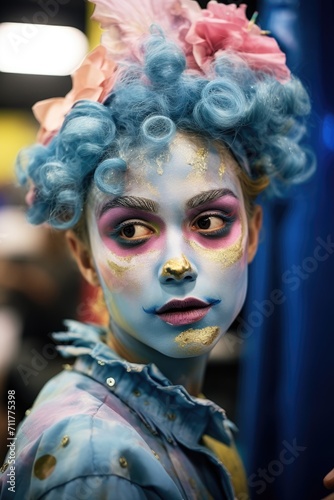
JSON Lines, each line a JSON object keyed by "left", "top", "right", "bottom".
{"left": 86, "top": 133, "right": 250, "bottom": 359}
{"left": 162, "top": 254, "right": 192, "bottom": 278}
{"left": 175, "top": 326, "right": 220, "bottom": 354}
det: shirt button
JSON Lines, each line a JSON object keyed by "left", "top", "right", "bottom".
{"left": 119, "top": 457, "right": 128, "bottom": 468}
{"left": 106, "top": 377, "right": 116, "bottom": 387}
{"left": 61, "top": 435, "right": 70, "bottom": 447}
{"left": 0, "top": 463, "right": 9, "bottom": 473}
{"left": 151, "top": 450, "right": 160, "bottom": 460}
{"left": 97, "top": 360, "right": 105, "bottom": 366}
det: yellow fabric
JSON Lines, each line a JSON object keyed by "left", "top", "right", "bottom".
{"left": 0, "top": 111, "right": 37, "bottom": 183}
{"left": 202, "top": 434, "right": 249, "bottom": 500}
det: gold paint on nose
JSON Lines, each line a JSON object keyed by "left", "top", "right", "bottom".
{"left": 162, "top": 254, "right": 192, "bottom": 279}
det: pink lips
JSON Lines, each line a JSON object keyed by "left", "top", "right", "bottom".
{"left": 155, "top": 298, "right": 212, "bottom": 326}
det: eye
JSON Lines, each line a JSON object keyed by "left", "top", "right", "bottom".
{"left": 191, "top": 212, "right": 235, "bottom": 237}
{"left": 107, "top": 218, "right": 157, "bottom": 246}
{"left": 194, "top": 215, "right": 225, "bottom": 232}
{"left": 120, "top": 222, "right": 154, "bottom": 240}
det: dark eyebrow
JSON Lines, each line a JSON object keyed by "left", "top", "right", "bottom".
{"left": 186, "top": 189, "right": 238, "bottom": 209}
{"left": 98, "top": 196, "right": 159, "bottom": 217}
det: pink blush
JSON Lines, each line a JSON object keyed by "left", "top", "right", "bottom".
{"left": 97, "top": 207, "right": 164, "bottom": 257}
{"left": 185, "top": 196, "right": 243, "bottom": 249}
{"left": 186, "top": 219, "right": 242, "bottom": 250}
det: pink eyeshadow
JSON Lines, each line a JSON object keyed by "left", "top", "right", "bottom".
{"left": 185, "top": 196, "right": 243, "bottom": 249}
{"left": 97, "top": 207, "right": 164, "bottom": 256}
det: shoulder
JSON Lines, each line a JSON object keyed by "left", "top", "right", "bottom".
{"left": 5, "top": 399, "right": 182, "bottom": 499}
{"left": 29, "top": 414, "right": 171, "bottom": 497}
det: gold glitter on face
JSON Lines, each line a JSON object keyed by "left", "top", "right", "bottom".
{"left": 170, "top": 133, "right": 229, "bottom": 183}
{"left": 155, "top": 149, "right": 170, "bottom": 175}
{"left": 189, "top": 233, "right": 244, "bottom": 268}
{"left": 175, "top": 326, "right": 220, "bottom": 354}
{"left": 162, "top": 254, "right": 192, "bottom": 278}
{"left": 170, "top": 134, "right": 209, "bottom": 175}
{"left": 107, "top": 259, "right": 134, "bottom": 276}
{"left": 107, "top": 249, "right": 160, "bottom": 291}
{"left": 127, "top": 145, "right": 171, "bottom": 176}
{"left": 85, "top": 131, "right": 252, "bottom": 360}
{"left": 188, "top": 146, "right": 209, "bottom": 174}
{"left": 188, "top": 216, "right": 245, "bottom": 268}
{"left": 218, "top": 161, "right": 225, "bottom": 178}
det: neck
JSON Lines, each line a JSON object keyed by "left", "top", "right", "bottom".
{"left": 106, "top": 324, "right": 209, "bottom": 396}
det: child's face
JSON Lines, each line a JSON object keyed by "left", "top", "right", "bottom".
{"left": 84, "top": 134, "right": 259, "bottom": 358}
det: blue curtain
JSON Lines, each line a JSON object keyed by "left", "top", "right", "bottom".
{"left": 237, "top": 1, "right": 334, "bottom": 499}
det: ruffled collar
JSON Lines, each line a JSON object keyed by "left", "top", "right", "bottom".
{"left": 53, "top": 320, "right": 236, "bottom": 448}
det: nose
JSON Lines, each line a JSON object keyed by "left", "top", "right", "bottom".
{"left": 159, "top": 254, "right": 198, "bottom": 285}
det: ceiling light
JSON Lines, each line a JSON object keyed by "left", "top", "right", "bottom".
{"left": 0, "top": 23, "right": 88, "bottom": 76}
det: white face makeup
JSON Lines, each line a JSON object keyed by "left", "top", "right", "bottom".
{"left": 86, "top": 133, "right": 250, "bottom": 359}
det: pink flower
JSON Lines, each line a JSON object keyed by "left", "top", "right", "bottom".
{"left": 91, "top": 0, "right": 202, "bottom": 63}
{"left": 33, "top": 0, "right": 291, "bottom": 148}
{"left": 25, "top": 183, "right": 37, "bottom": 207}
{"left": 91, "top": 0, "right": 290, "bottom": 81}
{"left": 186, "top": 1, "right": 290, "bottom": 81}
{"left": 33, "top": 46, "right": 118, "bottom": 145}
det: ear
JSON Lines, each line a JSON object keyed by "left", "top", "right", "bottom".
{"left": 65, "top": 230, "right": 100, "bottom": 287}
{"left": 247, "top": 205, "right": 263, "bottom": 263}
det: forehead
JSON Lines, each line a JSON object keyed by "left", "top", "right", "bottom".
{"left": 88, "top": 133, "right": 243, "bottom": 209}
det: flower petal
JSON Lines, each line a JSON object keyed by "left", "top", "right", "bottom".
{"left": 33, "top": 45, "right": 118, "bottom": 144}
{"left": 92, "top": 0, "right": 201, "bottom": 62}
{"left": 186, "top": 1, "right": 290, "bottom": 81}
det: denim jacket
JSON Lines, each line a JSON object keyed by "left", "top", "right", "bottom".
{"left": 0, "top": 321, "right": 248, "bottom": 499}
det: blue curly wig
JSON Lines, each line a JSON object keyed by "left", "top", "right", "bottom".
{"left": 16, "top": 34, "right": 315, "bottom": 230}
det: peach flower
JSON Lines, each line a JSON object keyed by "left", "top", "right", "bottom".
{"left": 33, "top": 45, "right": 118, "bottom": 145}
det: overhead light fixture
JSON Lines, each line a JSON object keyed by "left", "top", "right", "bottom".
{"left": 0, "top": 22, "right": 88, "bottom": 76}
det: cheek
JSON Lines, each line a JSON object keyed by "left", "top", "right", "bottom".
{"left": 188, "top": 225, "right": 247, "bottom": 270}
{"left": 185, "top": 218, "right": 242, "bottom": 251}
{"left": 95, "top": 245, "right": 160, "bottom": 295}
{"left": 98, "top": 258, "right": 133, "bottom": 293}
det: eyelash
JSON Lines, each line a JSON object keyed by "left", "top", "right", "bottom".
{"left": 106, "top": 210, "right": 236, "bottom": 247}
{"left": 108, "top": 219, "right": 156, "bottom": 247}
{"left": 191, "top": 211, "right": 236, "bottom": 238}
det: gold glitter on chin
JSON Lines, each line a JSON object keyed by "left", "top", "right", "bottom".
{"left": 175, "top": 326, "right": 220, "bottom": 354}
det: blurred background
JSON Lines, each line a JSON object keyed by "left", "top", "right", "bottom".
{"left": 0, "top": 0, "right": 102, "bottom": 466}
{"left": 0, "top": 1, "right": 333, "bottom": 499}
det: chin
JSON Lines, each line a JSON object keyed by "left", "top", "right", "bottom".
{"left": 165, "top": 324, "right": 222, "bottom": 358}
